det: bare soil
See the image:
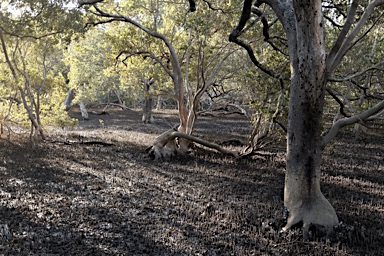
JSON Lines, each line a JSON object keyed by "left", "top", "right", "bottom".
{"left": 0, "top": 107, "right": 383, "bottom": 255}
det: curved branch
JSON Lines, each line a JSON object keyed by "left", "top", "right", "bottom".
{"left": 202, "top": 0, "right": 227, "bottom": 13}
{"left": 327, "top": 0, "right": 384, "bottom": 74}
{"left": 78, "top": 0, "right": 104, "bottom": 7}
{"left": 326, "top": 0, "right": 358, "bottom": 70}
{"left": 322, "top": 99, "right": 384, "bottom": 147}
{"left": 229, "top": 1, "right": 288, "bottom": 80}
{"left": 229, "top": 0, "right": 252, "bottom": 40}
{"left": 89, "top": 4, "right": 185, "bottom": 89}
{"left": 148, "top": 129, "right": 239, "bottom": 159}
{"left": 116, "top": 50, "right": 173, "bottom": 78}
{"left": 329, "top": 60, "right": 384, "bottom": 82}
{"left": 251, "top": 7, "right": 269, "bottom": 40}
{"left": 325, "top": 87, "right": 350, "bottom": 117}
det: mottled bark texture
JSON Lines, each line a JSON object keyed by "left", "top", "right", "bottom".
{"left": 282, "top": 0, "right": 339, "bottom": 238}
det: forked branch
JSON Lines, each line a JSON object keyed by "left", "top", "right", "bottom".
{"left": 327, "top": 0, "right": 384, "bottom": 74}
{"left": 229, "top": 1, "right": 288, "bottom": 80}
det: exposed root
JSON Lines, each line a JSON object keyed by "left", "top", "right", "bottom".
{"left": 281, "top": 194, "right": 339, "bottom": 240}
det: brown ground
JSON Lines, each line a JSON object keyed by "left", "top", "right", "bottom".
{"left": 0, "top": 107, "right": 383, "bottom": 255}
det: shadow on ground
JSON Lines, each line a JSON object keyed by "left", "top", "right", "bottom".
{"left": 0, "top": 107, "right": 383, "bottom": 255}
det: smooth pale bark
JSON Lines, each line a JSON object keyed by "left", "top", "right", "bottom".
{"left": 148, "top": 128, "right": 239, "bottom": 159}
{"left": 322, "top": 99, "right": 384, "bottom": 147}
{"left": 79, "top": 102, "right": 89, "bottom": 120}
{"left": 19, "top": 87, "right": 46, "bottom": 140}
{"left": 64, "top": 89, "right": 76, "bottom": 111}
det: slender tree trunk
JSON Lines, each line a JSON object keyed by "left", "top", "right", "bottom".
{"left": 156, "top": 95, "right": 163, "bottom": 110}
{"left": 79, "top": 102, "right": 89, "bottom": 120}
{"left": 64, "top": 89, "right": 76, "bottom": 111}
{"left": 282, "top": 0, "right": 339, "bottom": 238}
{"left": 19, "top": 87, "right": 45, "bottom": 140}
{"left": 113, "top": 90, "right": 123, "bottom": 105}
{"left": 142, "top": 97, "right": 154, "bottom": 124}
{"left": 142, "top": 78, "right": 154, "bottom": 124}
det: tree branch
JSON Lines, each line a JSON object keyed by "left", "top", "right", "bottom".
{"left": 116, "top": 50, "right": 173, "bottom": 78}
{"left": 323, "top": 14, "right": 343, "bottom": 28}
{"left": 325, "top": 87, "right": 350, "bottom": 117}
{"left": 0, "top": 25, "right": 64, "bottom": 40}
{"left": 0, "top": 30, "right": 17, "bottom": 80}
{"left": 148, "top": 129, "right": 239, "bottom": 159}
{"left": 327, "top": 0, "right": 384, "bottom": 74}
{"left": 78, "top": 0, "right": 104, "bottom": 7}
{"left": 322, "top": 99, "right": 384, "bottom": 147}
{"left": 201, "top": 0, "right": 227, "bottom": 13}
{"left": 229, "top": 1, "right": 287, "bottom": 80}
{"left": 329, "top": 60, "right": 384, "bottom": 82}
{"left": 326, "top": 0, "right": 358, "bottom": 71}
{"left": 188, "top": 0, "right": 196, "bottom": 12}
{"left": 88, "top": 4, "right": 185, "bottom": 86}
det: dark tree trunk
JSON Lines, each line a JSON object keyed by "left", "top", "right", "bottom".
{"left": 142, "top": 78, "right": 154, "bottom": 124}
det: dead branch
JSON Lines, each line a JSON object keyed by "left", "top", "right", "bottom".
{"left": 94, "top": 103, "right": 131, "bottom": 110}
{"left": 53, "top": 140, "right": 114, "bottom": 146}
{"left": 90, "top": 111, "right": 109, "bottom": 115}
{"left": 188, "top": 0, "right": 196, "bottom": 12}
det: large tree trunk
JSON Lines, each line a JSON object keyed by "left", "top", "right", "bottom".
{"left": 282, "top": 0, "right": 338, "bottom": 238}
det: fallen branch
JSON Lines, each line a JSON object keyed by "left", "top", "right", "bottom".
{"left": 147, "top": 129, "right": 239, "bottom": 159}
{"left": 52, "top": 140, "right": 114, "bottom": 146}
{"left": 90, "top": 111, "right": 109, "bottom": 115}
{"left": 94, "top": 103, "right": 131, "bottom": 110}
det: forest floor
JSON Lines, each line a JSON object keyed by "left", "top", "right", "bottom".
{"left": 0, "top": 107, "right": 383, "bottom": 255}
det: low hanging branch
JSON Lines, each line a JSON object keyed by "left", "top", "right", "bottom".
{"left": 229, "top": 0, "right": 289, "bottom": 82}
{"left": 322, "top": 99, "right": 384, "bottom": 147}
{"left": 147, "top": 128, "right": 239, "bottom": 159}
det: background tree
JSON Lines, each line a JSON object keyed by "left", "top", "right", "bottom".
{"left": 66, "top": 27, "right": 123, "bottom": 109}
{"left": 77, "top": 0, "right": 247, "bottom": 157}
{"left": 0, "top": 0, "right": 85, "bottom": 139}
